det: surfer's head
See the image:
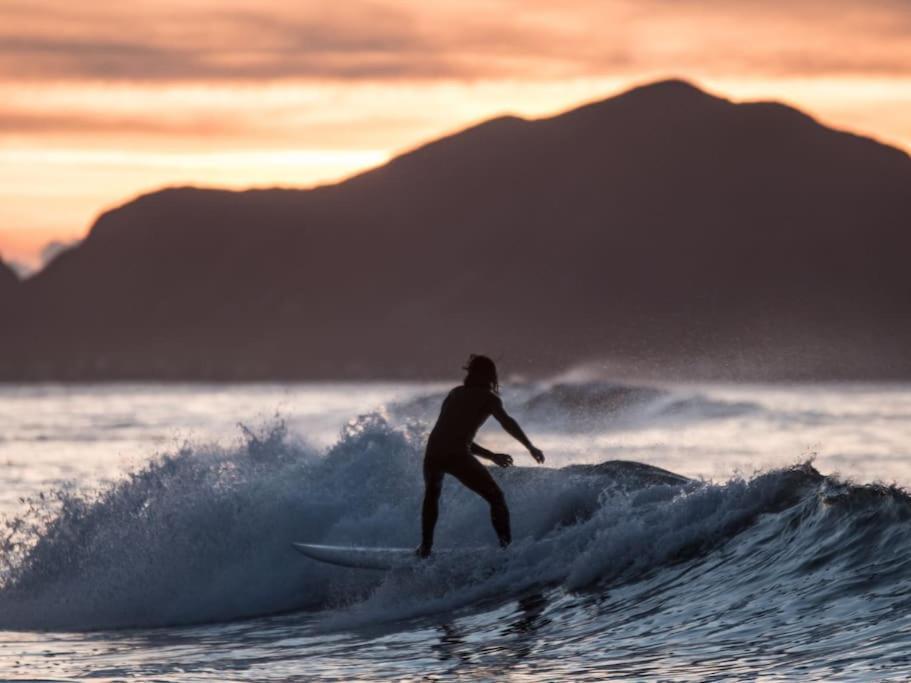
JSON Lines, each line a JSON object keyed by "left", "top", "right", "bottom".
{"left": 463, "top": 354, "right": 499, "bottom": 393}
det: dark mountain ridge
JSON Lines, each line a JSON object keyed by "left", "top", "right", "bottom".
{"left": 0, "top": 258, "right": 19, "bottom": 303}
{"left": 3, "top": 79, "right": 910, "bottom": 380}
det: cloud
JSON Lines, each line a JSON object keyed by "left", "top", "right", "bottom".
{"left": 1, "top": 0, "right": 909, "bottom": 83}
{"left": 0, "top": 1, "right": 456, "bottom": 81}
{"left": 0, "top": 110, "right": 243, "bottom": 136}
{"left": 0, "top": 88, "right": 439, "bottom": 147}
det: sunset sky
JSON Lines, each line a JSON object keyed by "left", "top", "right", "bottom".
{"left": 1, "top": 0, "right": 909, "bottom": 272}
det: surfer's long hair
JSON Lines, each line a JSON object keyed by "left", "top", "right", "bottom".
{"left": 463, "top": 354, "right": 499, "bottom": 394}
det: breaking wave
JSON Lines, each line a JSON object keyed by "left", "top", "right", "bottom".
{"left": 2, "top": 413, "right": 910, "bottom": 642}
{"left": 390, "top": 380, "right": 757, "bottom": 431}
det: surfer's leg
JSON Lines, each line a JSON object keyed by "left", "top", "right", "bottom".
{"left": 421, "top": 460, "right": 444, "bottom": 556}
{"left": 449, "top": 456, "right": 511, "bottom": 547}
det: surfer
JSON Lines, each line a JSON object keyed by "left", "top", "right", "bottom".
{"left": 418, "top": 355, "right": 545, "bottom": 558}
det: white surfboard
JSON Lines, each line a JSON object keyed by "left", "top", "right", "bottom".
{"left": 292, "top": 543, "right": 416, "bottom": 570}
{"left": 291, "top": 542, "right": 488, "bottom": 570}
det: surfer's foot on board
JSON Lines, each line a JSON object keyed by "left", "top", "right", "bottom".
{"left": 416, "top": 543, "right": 432, "bottom": 559}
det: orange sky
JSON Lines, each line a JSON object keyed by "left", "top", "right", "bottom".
{"left": 2, "top": 0, "right": 910, "bottom": 272}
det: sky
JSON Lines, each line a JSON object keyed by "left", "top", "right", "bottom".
{"left": 1, "top": 0, "right": 910, "bottom": 272}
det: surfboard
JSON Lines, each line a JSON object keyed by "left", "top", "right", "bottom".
{"left": 291, "top": 542, "right": 491, "bottom": 570}
{"left": 292, "top": 543, "right": 420, "bottom": 570}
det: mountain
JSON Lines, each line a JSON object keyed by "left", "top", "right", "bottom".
{"left": 2, "top": 79, "right": 910, "bottom": 381}
{"left": 0, "top": 257, "right": 19, "bottom": 305}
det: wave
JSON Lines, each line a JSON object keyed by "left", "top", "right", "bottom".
{"left": 390, "top": 381, "right": 757, "bottom": 432}
{"left": 1, "top": 415, "right": 909, "bottom": 635}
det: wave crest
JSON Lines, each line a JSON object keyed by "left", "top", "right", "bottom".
{"left": 2, "top": 415, "right": 909, "bottom": 632}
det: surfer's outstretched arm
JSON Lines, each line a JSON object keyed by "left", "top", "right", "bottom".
{"left": 491, "top": 398, "right": 545, "bottom": 463}
{"left": 470, "top": 442, "right": 495, "bottom": 457}
{"left": 471, "top": 442, "right": 513, "bottom": 467}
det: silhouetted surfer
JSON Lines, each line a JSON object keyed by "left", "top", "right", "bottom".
{"left": 418, "top": 355, "right": 545, "bottom": 558}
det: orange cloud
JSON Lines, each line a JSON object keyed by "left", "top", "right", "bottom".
{"left": 2, "top": 0, "right": 910, "bottom": 82}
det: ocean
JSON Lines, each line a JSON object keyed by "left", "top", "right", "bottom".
{"left": 1, "top": 380, "right": 910, "bottom": 680}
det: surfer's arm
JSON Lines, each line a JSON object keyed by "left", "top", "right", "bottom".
{"left": 471, "top": 442, "right": 514, "bottom": 467}
{"left": 491, "top": 397, "right": 545, "bottom": 463}
{"left": 470, "top": 442, "right": 495, "bottom": 458}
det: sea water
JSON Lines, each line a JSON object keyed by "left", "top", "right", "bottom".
{"left": 1, "top": 380, "right": 910, "bottom": 680}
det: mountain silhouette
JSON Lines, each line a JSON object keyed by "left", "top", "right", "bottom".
{"left": 0, "top": 257, "right": 19, "bottom": 305}
{"left": 2, "top": 79, "right": 910, "bottom": 380}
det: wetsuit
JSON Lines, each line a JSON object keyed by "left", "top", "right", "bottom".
{"left": 421, "top": 384, "right": 511, "bottom": 550}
